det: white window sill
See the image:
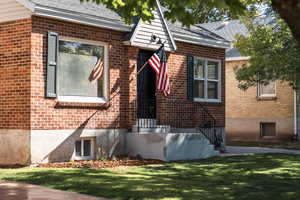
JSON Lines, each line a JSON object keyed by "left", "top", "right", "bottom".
{"left": 258, "top": 95, "right": 276, "bottom": 98}
{"left": 193, "top": 98, "right": 221, "bottom": 103}
{"left": 257, "top": 95, "right": 277, "bottom": 101}
{"left": 57, "top": 96, "right": 107, "bottom": 104}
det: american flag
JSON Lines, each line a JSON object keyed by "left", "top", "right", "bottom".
{"left": 148, "top": 45, "right": 170, "bottom": 96}
{"left": 89, "top": 57, "right": 104, "bottom": 82}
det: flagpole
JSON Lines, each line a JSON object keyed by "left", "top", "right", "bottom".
{"left": 136, "top": 61, "right": 148, "bottom": 75}
{"left": 137, "top": 44, "right": 165, "bottom": 76}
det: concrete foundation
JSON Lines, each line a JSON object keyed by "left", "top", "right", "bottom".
{"left": 126, "top": 132, "right": 219, "bottom": 162}
{"left": 1, "top": 128, "right": 223, "bottom": 165}
{"left": 226, "top": 117, "right": 294, "bottom": 141}
{"left": 0, "top": 130, "right": 30, "bottom": 166}
{"left": 30, "top": 129, "right": 127, "bottom": 164}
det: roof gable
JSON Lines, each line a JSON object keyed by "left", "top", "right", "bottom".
{"left": 127, "top": 0, "right": 177, "bottom": 51}
{"left": 0, "top": 0, "right": 32, "bottom": 23}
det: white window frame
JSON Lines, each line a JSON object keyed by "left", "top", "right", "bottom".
{"left": 257, "top": 81, "right": 276, "bottom": 98}
{"left": 193, "top": 57, "right": 222, "bottom": 103}
{"left": 57, "top": 37, "right": 109, "bottom": 103}
{"left": 74, "top": 138, "right": 94, "bottom": 160}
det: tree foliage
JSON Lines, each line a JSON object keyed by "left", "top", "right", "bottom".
{"left": 83, "top": 0, "right": 251, "bottom": 25}
{"left": 234, "top": 18, "right": 300, "bottom": 90}
{"left": 83, "top": 0, "right": 300, "bottom": 44}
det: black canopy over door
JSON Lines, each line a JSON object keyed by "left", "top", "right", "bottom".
{"left": 137, "top": 49, "right": 156, "bottom": 119}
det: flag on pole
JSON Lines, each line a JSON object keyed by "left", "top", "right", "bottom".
{"left": 147, "top": 45, "right": 164, "bottom": 75}
{"left": 147, "top": 45, "right": 170, "bottom": 96}
{"left": 157, "top": 48, "right": 170, "bottom": 96}
{"left": 89, "top": 57, "right": 104, "bottom": 82}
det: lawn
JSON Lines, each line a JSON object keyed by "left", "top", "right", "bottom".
{"left": 1, "top": 154, "right": 300, "bottom": 200}
{"left": 227, "top": 141, "right": 300, "bottom": 150}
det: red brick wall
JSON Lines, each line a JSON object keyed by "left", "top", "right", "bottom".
{"left": 0, "top": 19, "right": 31, "bottom": 129}
{"left": 30, "top": 16, "right": 225, "bottom": 130}
{"left": 156, "top": 42, "right": 225, "bottom": 127}
{"left": 31, "top": 16, "right": 132, "bottom": 130}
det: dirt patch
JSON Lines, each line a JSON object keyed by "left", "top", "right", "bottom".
{"left": 38, "top": 157, "right": 163, "bottom": 169}
{"left": 0, "top": 164, "right": 26, "bottom": 169}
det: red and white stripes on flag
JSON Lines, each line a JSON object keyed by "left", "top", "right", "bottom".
{"left": 147, "top": 53, "right": 160, "bottom": 74}
{"left": 89, "top": 57, "right": 104, "bottom": 82}
{"left": 157, "top": 61, "right": 170, "bottom": 96}
{"left": 147, "top": 45, "right": 170, "bottom": 96}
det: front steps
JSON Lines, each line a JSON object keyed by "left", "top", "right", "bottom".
{"left": 126, "top": 131, "right": 220, "bottom": 162}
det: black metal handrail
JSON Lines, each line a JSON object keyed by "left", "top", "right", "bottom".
{"left": 132, "top": 99, "right": 223, "bottom": 147}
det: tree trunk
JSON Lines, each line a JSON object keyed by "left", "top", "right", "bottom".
{"left": 271, "top": 0, "right": 300, "bottom": 44}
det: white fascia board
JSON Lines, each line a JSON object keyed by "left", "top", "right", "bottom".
{"left": 16, "top": 0, "right": 35, "bottom": 12}
{"left": 156, "top": 0, "right": 177, "bottom": 51}
{"left": 173, "top": 32, "right": 231, "bottom": 49}
{"left": 129, "top": 19, "right": 142, "bottom": 44}
{"left": 226, "top": 56, "right": 250, "bottom": 61}
{"left": 33, "top": 4, "right": 132, "bottom": 32}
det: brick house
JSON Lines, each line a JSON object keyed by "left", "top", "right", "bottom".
{"left": 200, "top": 19, "right": 300, "bottom": 142}
{"left": 0, "top": 0, "right": 230, "bottom": 166}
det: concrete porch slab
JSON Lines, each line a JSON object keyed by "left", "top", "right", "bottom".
{"left": 126, "top": 132, "right": 219, "bottom": 161}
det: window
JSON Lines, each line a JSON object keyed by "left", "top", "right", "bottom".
{"left": 193, "top": 57, "right": 221, "bottom": 102}
{"left": 57, "top": 37, "right": 108, "bottom": 103}
{"left": 258, "top": 81, "right": 276, "bottom": 98}
{"left": 260, "top": 123, "right": 276, "bottom": 137}
{"left": 74, "top": 139, "right": 93, "bottom": 160}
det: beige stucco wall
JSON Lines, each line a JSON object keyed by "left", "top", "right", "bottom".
{"left": 226, "top": 60, "right": 295, "bottom": 141}
{"left": 0, "top": 130, "right": 30, "bottom": 166}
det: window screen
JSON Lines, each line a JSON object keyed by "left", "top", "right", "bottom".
{"left": 75, "top": 140, "right": 81, "bottom": 156}
{"left": 261, "top": 123, "right": 276, "bottom": 137}
{"left": 58, "top": 40, "right": 104, "bottom": 97}
{"left": 83, "top": 140, "right": 91, "bottom": 157}
{"left": 258, "top": 81, "right": 276, "bottom": 97}
{"left": 193, "top": 58, "right": 220, "bottom": 100}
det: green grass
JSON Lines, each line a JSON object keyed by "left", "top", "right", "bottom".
{"left": 227, "top": 141, "right": 300, "bottom": 150}
{"left": 1, "top": 154, "right": 300, "bottom": 200}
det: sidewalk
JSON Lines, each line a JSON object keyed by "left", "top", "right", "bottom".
{"left": 222, "top": 146, "right": 300, "bottom": 156}
{"left": 0, "top": 181, "right": 109, "bottom": 200}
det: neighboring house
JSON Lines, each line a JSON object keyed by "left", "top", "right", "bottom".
{"left": 199, "top": 19, "right": 299, "bottom": 142}
{"left": 0, "top": 0, "right": 230, "bottom": 165}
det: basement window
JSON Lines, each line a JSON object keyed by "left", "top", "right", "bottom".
{"left": 75, "top": 139, "right": 93, "bottom": 160}
{"left": 260, "top": 123, "right": 276, "bottom": 137}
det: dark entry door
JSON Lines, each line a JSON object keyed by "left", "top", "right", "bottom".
{"left": 137, "top": 50, "right": 156, "bottom": 119}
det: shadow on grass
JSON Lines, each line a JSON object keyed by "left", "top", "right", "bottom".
{"left": 2, "top": 154, "right": 300, "bottom": 200}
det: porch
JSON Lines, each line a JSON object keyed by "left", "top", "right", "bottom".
{"left": 125, "top": 99, "right": 225, "bottom": 161}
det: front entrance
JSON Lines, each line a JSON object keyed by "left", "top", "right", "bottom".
{"left": 137, "top": 49, "right": 156, "bottom": 119}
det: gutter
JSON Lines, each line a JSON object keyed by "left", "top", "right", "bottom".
{"left": 33, "top": 4, "right": 132, "bottom": 32}
{"left": 173, "top": 32, "right": 231, "bottom": 49}
{"left": 294, "top": 90, "right": 298, "bottom": 139}
{"left": 226, "top": 56, "right": 250, "bottom": 61}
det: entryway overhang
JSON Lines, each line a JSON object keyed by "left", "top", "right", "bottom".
{"left": 123, "top": 0, "right": 177, "bottom": 52}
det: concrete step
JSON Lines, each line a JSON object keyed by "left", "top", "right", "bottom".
{"left": 132, "top": 125, "right": 171, "bottom": 133}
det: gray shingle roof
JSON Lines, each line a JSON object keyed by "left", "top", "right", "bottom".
{"left": 198, "top": 20, "right": 248, "bottom": 42}
{"left": 31, "top": 0, "right": 128, "bottom": 26}
{"left": 198, "top": 17, "right": 275, "bottom": 58}
{"left": 29, "top": 0, "right": 229, "bottom": 47}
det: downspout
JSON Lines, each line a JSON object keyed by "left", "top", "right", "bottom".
{"left": 294, "top": 90, "right": 298, "bottom": 140}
